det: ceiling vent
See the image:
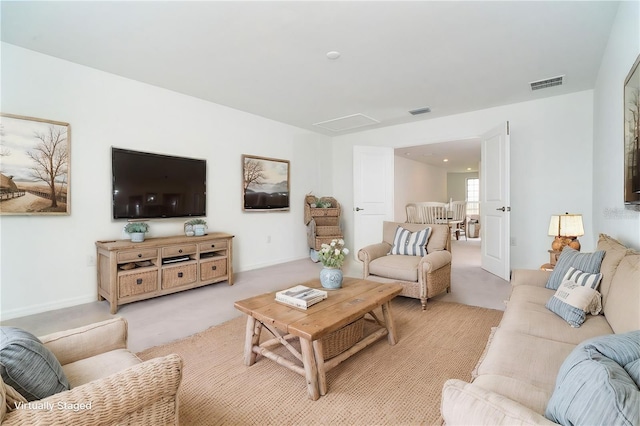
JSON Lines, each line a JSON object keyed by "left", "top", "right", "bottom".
{"left": 313, "top": 113, "right": 380, "bottom": 132}
{"left": 409, "top": 107, "right": 431, "bottom": 115}
{"left": 530, "top": 75, "right": 564, "bottom": 91}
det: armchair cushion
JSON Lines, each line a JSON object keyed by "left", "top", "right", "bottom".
{"left": 0, "top": 327, "right": 70, "bottom": 402}
{"left": 390, "top": 226, "right": 431, "bottom": 256}
{"left": 370, "top": 255, "right": 421, "bottom": 282}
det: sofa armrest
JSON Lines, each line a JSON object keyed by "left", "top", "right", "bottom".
{"left": 441, "top": 379, "right": 557, "bottom": 425}
{"left": 511, "top": 269, "right": 552, "bottom": 288}
{"left": 40, "top": 318, "right": 128, "bottom": 366}
{"left": 3, "top": 354, "right": 183, "bottom": 426}
{"left": 421, "top": 250, "right": 452, "bottom": 273}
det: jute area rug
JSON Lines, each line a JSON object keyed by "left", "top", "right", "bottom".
{"left": 137, "top": 298, "right": 503, "bottom": 425}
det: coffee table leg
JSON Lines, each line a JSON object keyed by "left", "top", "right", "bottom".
{"left": 243, "top": 316, "right": 262, "bottom": 366}
{"left": 300, "top": 338, "right": 320, "bottom": 400}
{"left": 381, "top": 301, "right": 398, "bottom": 345}
{"left": 313, "top": 339, "right": 328, "bottom": 396}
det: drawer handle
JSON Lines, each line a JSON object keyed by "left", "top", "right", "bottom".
{"left": 179, "top": 249, "right": 183, "bottom": 253}
{"left": 136, "top": 278, "right": 143, "bottom": 285}
{"left": 212, "top": 265, "right": 217, "bottom": 271}
{"left": 178, "top": 272, "right": 183, "bottom": 278}
{"left": 137, "top": 254, "right": 142, "bottom": 258}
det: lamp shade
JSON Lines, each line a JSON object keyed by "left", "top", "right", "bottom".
{"left": 548, "top": 214, "right": 584, "bottom": 237}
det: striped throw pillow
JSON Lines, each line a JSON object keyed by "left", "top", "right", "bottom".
{"left": 390, "top": 226, "right": 431, "bottom": 257}
{"left": 545, "top": 331, "right": 640, "bottom": 425}
{"left": 562, "top": 266, "right": 603, "bottom": 290}
{"left": 545, "top": 247, "right": 605, "bottom": 290}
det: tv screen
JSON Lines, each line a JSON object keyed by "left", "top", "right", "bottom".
{"left": 112, "top": 148, "right": 206, "bottom": 219}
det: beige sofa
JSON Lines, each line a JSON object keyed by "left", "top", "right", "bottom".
{"left": 441, "top": 234, "right": 640, "bottom": 424}
{"left": 1, "top": 318, "right": 183, "bottom": 425}
{"left": 358, "top": 222, "right": 452, "bottom": 309}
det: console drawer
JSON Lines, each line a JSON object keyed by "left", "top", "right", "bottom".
{"left": 117, "top": 249, "right": 158, "bottom": 263}
{"left": 118, "top": 270, "right": 158, "bottom": 298}
{"left": 200, "top": 258, "right": 227, "bottom": 281}
{"left": 199, "top": 240, "right": 228, "bottom": 252}
{"left": 162, "top": 263, "right": 197, "bottom": 289}
{"left": 162, "top": 244, "right": 197, "bottom": 258}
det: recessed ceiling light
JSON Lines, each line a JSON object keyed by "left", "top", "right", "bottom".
{"left": 443, "top": 159, "right": 449, "bottom": 162}
{"left": 326, "top": 51, "right": 341, "bottom": 60}
{"left": 467, "top": 168, "right": 472, "bottom": 171}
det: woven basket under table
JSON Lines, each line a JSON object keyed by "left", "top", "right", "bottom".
{"left": 320, "top": 317, "right": 364, "bottom": 359}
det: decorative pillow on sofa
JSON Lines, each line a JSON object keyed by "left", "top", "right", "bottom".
{"left": 390, "top": 226, "right": 431, "bottom": 256}
{"left": 545, "top": 280, "right": 602, "bottom": 327}
{"left": 545, "top": 247, "right": 605, "bottom": 290}
{"left": 545, "top": 330, "right": 640, "bottom": 426}
{"left": 0, "top": 327, "right": 70, "bottom": 401}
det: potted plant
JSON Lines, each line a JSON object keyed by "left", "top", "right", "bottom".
{"left": 184, "top": 218, "right": 207, "bottom": 236}
{"left": 317, "top": 238, "right": 349, "bottom": 289}
{"left": 124, "top": 222, "right": 149, "bottom": 242}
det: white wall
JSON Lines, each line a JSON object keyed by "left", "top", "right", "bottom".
{"left": 592, "top": 0, "right": 640, "bottom": 250}
{"left": 332, "top": 91, "right": 595, "bottom": 270}
{"left": 447, "top": 172, "right": 478, "bottom": 202}
{"left": 394, "top": 156, "right": 447, "bottom": 221}
{"left": 0, "top": 43, "right": 332, "bottom": 319}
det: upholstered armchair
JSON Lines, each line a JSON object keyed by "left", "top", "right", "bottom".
{"left": 1, "top": 318, "right": 183, "bottom": 425}
{"left": 358, "top": 222, "right": 452, "bottom": 310}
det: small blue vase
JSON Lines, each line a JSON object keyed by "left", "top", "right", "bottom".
{"left": 320, "top": 267, "right": 343, "bottom": 289}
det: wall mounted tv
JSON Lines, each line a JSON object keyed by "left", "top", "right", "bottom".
{"left": 112, "top": 147, "right": 206, "bottom": 219}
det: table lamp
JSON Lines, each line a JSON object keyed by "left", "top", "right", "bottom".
{"left": 548, "top": 213, "right": 584, "bottom": 252}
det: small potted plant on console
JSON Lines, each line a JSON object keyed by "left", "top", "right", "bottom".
{"left": 124, "top": 222, "right": 149, "bottom": 242}
{"left": 184, "top": 218, "right": 207, "bottom": 236}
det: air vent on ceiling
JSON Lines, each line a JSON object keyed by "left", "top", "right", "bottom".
{"left": 313, "top": 113, "right": 380, "bottom": 132}
{"left": 409, "top": 107, "right": 431, "bottom": 115}
{"left": 530, "top": 75, "right": 564, "bottom": 91}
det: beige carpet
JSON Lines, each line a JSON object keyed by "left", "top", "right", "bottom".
{"left": 138, "top": 298, "right": 503, "bottom": 425}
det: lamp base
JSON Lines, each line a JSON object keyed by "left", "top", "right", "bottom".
{"left": 551, "top": 236, "right": 581, "bottom": 252}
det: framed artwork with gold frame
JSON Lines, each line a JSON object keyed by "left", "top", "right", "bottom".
{"left": 242, "top": 154, "right": 290, "bottom": 211}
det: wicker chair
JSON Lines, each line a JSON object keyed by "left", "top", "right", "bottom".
{"left": 1, "top": 318, "right": 183, "bottom": 425}
{"left": 358, "top": 222, "right": 452, "bottom": 310}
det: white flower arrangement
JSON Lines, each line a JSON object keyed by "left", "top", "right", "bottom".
{"left": 318, "top": 239, "right": 349, "bottom": 268}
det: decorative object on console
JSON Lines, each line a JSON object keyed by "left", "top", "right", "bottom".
{"left": 304, "top": 194, "right": 344, "bottom": 262}
{"left": 318, "top": 238, "right": 349, "bottom": 289}
{"left": 124, "top": 222, "right": 149, "bottom": 242}
{"left": 548, "top": 213, "right": 584, "bottom": 251}
{"left": 184, "top": 218, "right": 207, "bottom": 236}
{"left": 624, "top": 53, "right": 640, "bottom": 209}
{"left": 0, "top": 113, "right": 70, "bottom": 216}
{"left": 242, "top": 154, "right": 290, "bottom": 211}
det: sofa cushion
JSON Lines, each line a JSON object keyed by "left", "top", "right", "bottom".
{"left": 545, "top": 247, "right": 605, "bottom": 290}
{"left": 473, "top": 374, "right": 551, "bottom": 415}
{"left": 389, "top": 226, "right": 431, "bottom": 256}
{"left": 604, "top": 253, "right": 640, "bottom": 334}
{"left": 369, "top": 255, "right": 420, "bottom": 282}
{"left": 501, "top": 291, "right": 613, "bottom": 344}
{"left": 62, "top": 349, "right": 141, "bottom": 387}
{"left": 597, "top": 234, "right": 630, "bottom": 306}
{"left": 475, "top": 328, "right": 575, "bottom": 393}
{"left": 545, "top": 280, "right": 602, "bottom": 327}
{"left": 545, "top": 331, "right": 640, "bottom": 426}
{"left": 0, "top": 327, "right": 70, "bottom": 401}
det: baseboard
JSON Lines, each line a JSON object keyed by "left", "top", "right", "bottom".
{"left": 0, "top": 294, "right": 96, "bottom": 321}
{"left": 238, "top": 255, "right": 310, "bottom": 272}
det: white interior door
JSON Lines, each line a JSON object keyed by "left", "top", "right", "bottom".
{"left": 353, "top": 146, "right": 394, "bottom": 259}
{"left": 480, "top": 122, "right": 511, "bottom": 280}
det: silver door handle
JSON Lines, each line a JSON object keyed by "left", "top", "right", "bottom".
{"left": 496, "top": 207, "right": 511, "bottom": 212}
{"left": 355, "top": 207, "right": 365, "bottom": 211}
{"left": 496, "top": 207, "right": 505, "bottom": 211}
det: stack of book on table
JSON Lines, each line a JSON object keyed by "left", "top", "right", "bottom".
{"left": 275, "top": 285, "right": 328, "bottom": 309}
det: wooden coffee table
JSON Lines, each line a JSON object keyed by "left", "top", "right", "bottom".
{"left": 234, "top": 277, "right": 402, "bottom": 400}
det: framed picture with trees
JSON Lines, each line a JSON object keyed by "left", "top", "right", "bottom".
{"left": 242, "top": 154, "right": 290, "bottom": 211}
{"left": 0, "top": 113, "right": 71, "bottom": 215}
{"left": 625, "top": 54, "right": 640, "bottom": 210}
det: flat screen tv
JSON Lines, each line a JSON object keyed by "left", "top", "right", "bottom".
{"left": 112, "top": 148, "right": 206, "bottom": 219}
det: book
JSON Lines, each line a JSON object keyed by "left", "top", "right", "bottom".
{"left": 275, "top": 285, "right": 328, "bottom": 310}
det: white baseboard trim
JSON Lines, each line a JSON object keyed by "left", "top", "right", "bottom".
{"left": 1, "top": 294, "right": 96, "bottom": 321}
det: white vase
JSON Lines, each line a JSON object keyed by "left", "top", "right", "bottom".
{"left": 130, "top": 232, "right": 145, "bottom": 243}
{"left": 194, "top": 224, "right": 206, "bottom": 236}
{"left": 320, "top": 267, "right": 343, "bottom": 289}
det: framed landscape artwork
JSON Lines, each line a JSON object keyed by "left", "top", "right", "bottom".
{"left": 624, "top": 54, "right": 640, "bottom": 210}
{"left": 242, "top": 154, "right": 290, "bottom": 211}
{"left": 0, "top": 113, "right": 71, "bottom": 215}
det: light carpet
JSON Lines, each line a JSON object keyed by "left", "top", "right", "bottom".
{"left": 137, "top": 298, "right": 503, "bottom": 425}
